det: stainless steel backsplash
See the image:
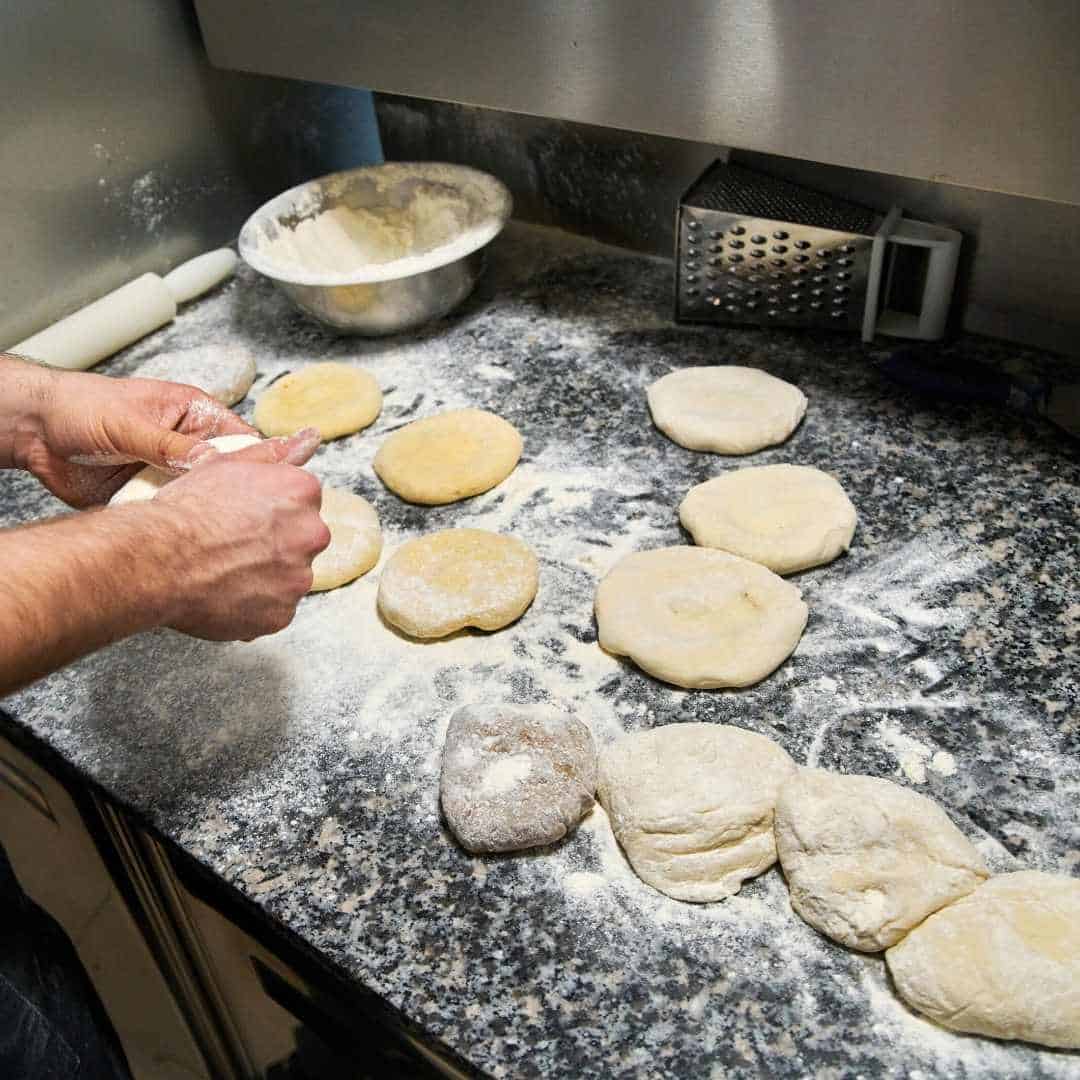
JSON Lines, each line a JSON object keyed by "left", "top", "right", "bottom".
{"left": 0, "top": 0, "right": 375, "bottom": 347}
{"left": 377, "top": 96, "right": 1080, "bottom": 358}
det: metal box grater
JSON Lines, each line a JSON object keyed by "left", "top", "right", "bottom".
{"left": 675, "top": 161, "right": 961, "bottom": 341}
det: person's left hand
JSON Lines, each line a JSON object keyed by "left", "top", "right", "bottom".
{"left": 20, "top": 370, "right": 257, "bottom": 507}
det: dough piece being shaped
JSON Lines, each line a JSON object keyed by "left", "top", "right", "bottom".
{"left": 134, "top": 345, "right": 256, "bottom": 406}
{"left": 598, "top": 723, "right": 795, "bottom": 902}
{"left": 109, "top": 434, "right": 261, "bottom": 505}
{"left": 373, "top": 408, "right": 522, "bottom": 505}
{"left": 377, "top": 528, "right": 538, "bottom": 639}
{"left": 775, "top": 768, "right": 989, "bottom": 952}
{"left": 886, "top": 872, "right": 1080, "bottom": 1048}
{"left": 310, "top": 487, "right": 382, "bottom": 592}
{"left": 594, "top": 546, "right": 807, "bottom": 688}
{"left": 680, "top": 464, "right": 857, "bottom": 575}
{"left": 254, "top": 362, "right": 381, "bottom": 441}
{"left": 440, "top": 704, "right": 597, "bottom": 853}
{"left": 647, "top": 366, "right": 807, "bottom": 454}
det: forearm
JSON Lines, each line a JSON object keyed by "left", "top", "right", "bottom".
{"left": 0, "top": 352, "right": 56, "bottom": 469}
{"left": 0, "top": 502, "right": 186, "bottom": 696}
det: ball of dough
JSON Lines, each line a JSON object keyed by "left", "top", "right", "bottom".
{"left": 309, "top": 487, "right": 382, "bottom": 592}
{"left": 373, "top": 408, "right": 522, "bottom": 505}
{"left": 377, "top": 528, "right": 538, "bottom": 639}
{"left": 134, "top": 345, "right": 257, "bottom": 407}
{"left": 680, "top": 464, "right": 858, "bottom": 574}
{"left": 598, "top": 723, "right": 795, "bottom": 902}
{"left": 886, "top": 872, "right": 1080, "bottom": 1048}
{"left": 647, "top": 366, "right": 807, "bottom": 454}
{"left": 594, "top": 546, "right": 808, "bottom": 689}
{"left": 254, "top": 362, "right": 381, "bottom": 441}
{"left": 109, "top": 434, "right": 261, "bottom": 505}
{"left": 440, "top": 704, "right": 597, "bottom": 854}
{"left": 775, "top": 768, "right": 989, "bottom": 952}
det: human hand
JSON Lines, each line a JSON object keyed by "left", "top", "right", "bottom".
{"left": 150, "top": 437, "right": 331, "bottom": 640}
{"left": 18, "top": 366, "right": 255, "bottom": 507}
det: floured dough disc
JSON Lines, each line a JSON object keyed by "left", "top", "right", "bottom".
{"left": 775, "top": 768, "right": 989, "bottom": 952}
{"left": 134, "top": 345, "right": 257, "bottom": 406}
{"left": 377, "top": 528, "right": 538, "bottom": 639}
{"left": 309, "top": 487, "right": 382, "bottom": 592}
{"left": 886, "top": 872, "right": 1080, "bottom": 1048}
{"left": 373, "top": 408, "right": 522, "bottom": 505}
{"left": 594, "top": 546, "right": 807, "bottom": 688}
{"left": 680, "top": 464, "right": 858, "bottom": 574}
{"left": 598, "top": 723, "right": 795, "bottom": 902}
{"left": 440, "top": 704, "right": 597, "bottom": 853}
{"left": 109, "top": 434, "right": 261, "bottom": 505}
{"left": 647, "top": 366, "right": 807, "bottom": 454}
{"left": 254, "top": 362, "right": 381, "bottom": 441}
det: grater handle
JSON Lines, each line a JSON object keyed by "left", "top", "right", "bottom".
{"left": 862, "top": 210, "right": 962, "bottom": 343}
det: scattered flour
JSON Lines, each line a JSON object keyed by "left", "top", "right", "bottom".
{"left": 480, "top": 754, "right": 532, "bottom": 795}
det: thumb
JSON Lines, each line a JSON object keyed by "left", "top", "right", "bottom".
{"left": 108, "top": 415, "right": 205, "bottom": 472}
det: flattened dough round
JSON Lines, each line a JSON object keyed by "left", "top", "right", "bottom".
{"left": 886, "top": 872, "right": 1080, "bottom": 1048}
{"left": 373, "top": 408, "right": 522, "bottom": 505}
{"left": 647, "top": 366, "right": 807, "bottom": 454}
{"left": 377, "top": 528, "right": 538, "bottom": 639}
{"left": 680, "top": 464, "right": 858, "bottom": 574}
{"left": 109, "top": 434, "right": 261, "bottom": 505}
{"left": 594, "top": 546, "right": 808, "bottom": 688}
{"left": 598, "top": 723, "right": 795, "bottom": 902}
{"left": 440, "top": 704, "right": 597, "bottom": 854}
{"left": 775, "top": 768, "right": 989, "bottom": 952}
{"left": 134, "top": 345, "right": 257, "bottom": 406}
{"left": 254, "top": 362, "right": 381, "bottom": 441}
{"left": 310, "top": 487, "right": 382, "bottom": 592}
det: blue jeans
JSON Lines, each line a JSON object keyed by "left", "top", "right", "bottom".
{"left": 0, "top": 843, "right": 131, "bottom": 1079}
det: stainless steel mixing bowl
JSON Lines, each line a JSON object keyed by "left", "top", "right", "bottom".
{"left": 238, "top": 162, "right": 512, "bottom": 336}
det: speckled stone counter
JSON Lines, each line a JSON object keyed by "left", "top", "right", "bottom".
{"left": 2, "top": 224, "right": 1079, "bottom": 1078}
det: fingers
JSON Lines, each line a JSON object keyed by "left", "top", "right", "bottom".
{"left": 215, "top": 428, "right": 321, "bottom": 468}
{"left": 176, "top": 395, "right": 256, "bottom": 440}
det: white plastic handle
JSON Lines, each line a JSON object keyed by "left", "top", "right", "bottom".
{"left": 862, "top": 209, "right": 961, "bottom": 342}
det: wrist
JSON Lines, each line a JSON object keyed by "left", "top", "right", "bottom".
{"left": 108, "top": 499, "right": 195, "bottom": 630}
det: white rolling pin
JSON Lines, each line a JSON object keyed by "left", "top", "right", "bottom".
{"left": 9, "top": 248, "right": 238, "bottom": 371}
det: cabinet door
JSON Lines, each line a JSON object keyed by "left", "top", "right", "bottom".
{"left": 0, "top": 734, "right": 211, "bottom": 1080}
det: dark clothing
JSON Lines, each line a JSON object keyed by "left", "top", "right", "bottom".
{"left": 0, "top": 844, "right": 131, "bottom": 1080}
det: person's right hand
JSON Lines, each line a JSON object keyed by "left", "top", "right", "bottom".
{"left": 151, "top": 435, "right": 331, "bottom": 640}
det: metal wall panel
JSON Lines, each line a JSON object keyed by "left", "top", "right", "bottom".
{"left": 195, "top": 0, "right": 1080, "bottom": 206}
{"left": 0, "top": 0, "right": 375, "bottom": 346}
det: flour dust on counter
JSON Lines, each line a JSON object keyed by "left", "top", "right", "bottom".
{"left": 4, "top": 224, "right": 1079, "bottom": 1078}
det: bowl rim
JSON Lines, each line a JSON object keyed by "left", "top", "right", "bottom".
{"left": 238, "top": 161, "right": 512, "bottom": 287}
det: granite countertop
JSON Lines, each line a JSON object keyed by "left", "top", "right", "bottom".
{"left": 2, "top": 223, "right": 1079, "bottom": 1078}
